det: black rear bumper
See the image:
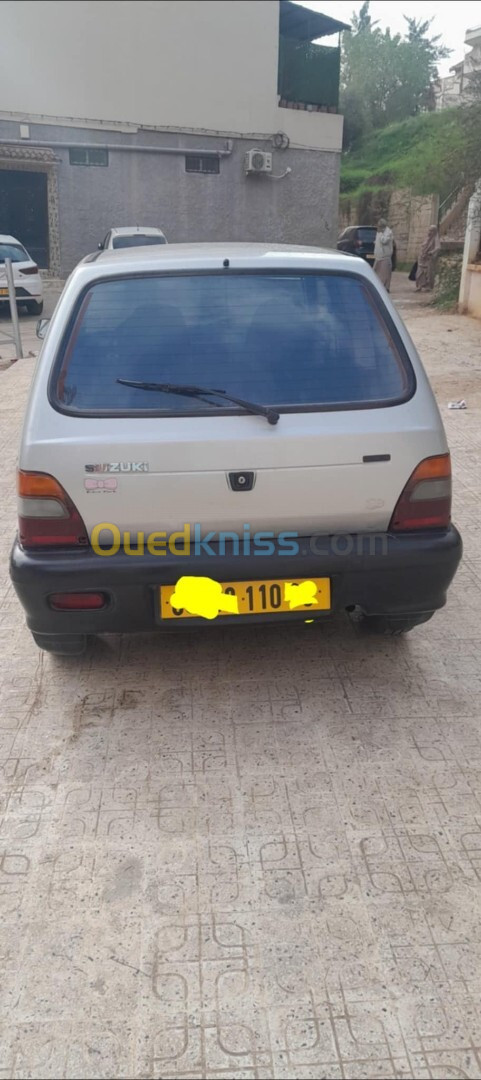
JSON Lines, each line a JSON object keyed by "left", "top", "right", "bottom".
{"left": 10, "top": 527, "right": 462, "bottom": 636}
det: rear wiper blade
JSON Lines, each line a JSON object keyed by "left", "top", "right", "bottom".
{"left": 116, "top": 379, "right": 280, "bottom": 426}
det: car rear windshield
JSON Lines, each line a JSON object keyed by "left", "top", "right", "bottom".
{"left": 112, "top": 235, "right": 166, "bottom": 249}
{"left": 53, "top": 272, "right": 413, "bottom": 414}
{"left": 358, "top": 228, "right": 377, "bottom": 244}
{"left": 0, "top": 243, "right": 29, "bottom": 263}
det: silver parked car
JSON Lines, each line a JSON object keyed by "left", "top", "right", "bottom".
{"left": 10, "top": 243, "right": 461, "bottom": 654}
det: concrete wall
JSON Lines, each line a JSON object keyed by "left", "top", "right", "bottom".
{"left": 340, "top": 188, "right": 438, "bottom": 261}
{"left": 0, "top": 0, "right": 343, "bottom": 153}
{"left": 0, "top": 118, "right": 340, "bottom": 275}
{"left": 460, "top": 265, "right": 481, "bottom": 317}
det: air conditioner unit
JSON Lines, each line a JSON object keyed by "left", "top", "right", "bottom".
{"left": 245, "top": 149, "right": 272, "bottom": 174}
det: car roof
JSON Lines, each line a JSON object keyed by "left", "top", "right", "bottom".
{"left": 0, "top": 234, "right": 26, "bottom": 245}
{"left": 109, "top": 226, "right": 166, "bottom": 237}
{"left": 78, "top": 242, "right": 370, "bottom": 280}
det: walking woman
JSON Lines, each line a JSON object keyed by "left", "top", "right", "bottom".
{"left": 416, "top": 225, "right": 441, "bottom": 291}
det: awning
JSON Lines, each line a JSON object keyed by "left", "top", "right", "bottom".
{"left": 279, "top": 0, "right": 350, "bottom": 41}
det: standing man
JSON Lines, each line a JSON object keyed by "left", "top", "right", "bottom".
{"left": 373, "top": 218, "right": 395, "bottom": 292}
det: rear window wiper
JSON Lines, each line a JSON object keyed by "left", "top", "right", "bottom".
{"left": 116, "top": 379, "right": 280, "bottom": 425}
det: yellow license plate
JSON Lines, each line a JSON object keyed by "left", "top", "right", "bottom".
{"left": 160, "top": 576, "right": 331, "bottom": 620}
{"left": 0, "top": 288, "right": 8, "bottom": 296}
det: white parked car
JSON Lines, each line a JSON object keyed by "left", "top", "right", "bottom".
{"left": 98, "top": 226, "right": 167, "bottom": 251}
{"left": 0, "top": 235, "right": 43, "bottom": 315}
{"left": 10, "top": 243, "right": 461, "bottom": 654}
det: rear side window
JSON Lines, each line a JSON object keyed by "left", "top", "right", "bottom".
{"left": 358, "top": 228, "right": 377, "bottom": 244}
{"left": 0, "top": 243, "right": 29, "bottom": 263}
{"left": 52, "top": 273, "right": 413, "bottom": 415}
{"left": 112, "top": 235, "right": 167, "bottom": 249}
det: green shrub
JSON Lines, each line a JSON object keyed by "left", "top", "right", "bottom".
{"left": 341, "top": 110, "right": 469, "bottom": 204}
{"left": 433, "top": 254, "right": 463, "bottom": 310}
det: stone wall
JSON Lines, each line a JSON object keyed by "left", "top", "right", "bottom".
{"left": 440, "top": 188, "right": 471, "bottom": 244}
{"left": 387, "top": 189, "right": 411, "bottom": 262}
{"left": 340, "top": 188, "right": 439, "bottom": 262}
{"left": 406, "top": 194, "right": 439, "bottom": 263}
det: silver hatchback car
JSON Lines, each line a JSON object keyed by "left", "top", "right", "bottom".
{"left": 10, "top": 243, "right": 462, "bottom": 654}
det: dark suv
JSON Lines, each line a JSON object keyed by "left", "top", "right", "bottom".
{"left": 337, "top": 226, "right": 397, "bottom": 270}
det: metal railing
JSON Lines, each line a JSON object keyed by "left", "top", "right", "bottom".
{"left": 439, "top": 182, "right": 465, "bottom": 224}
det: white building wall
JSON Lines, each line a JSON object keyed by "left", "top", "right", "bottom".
{"left": 459, "top": 180, "right": 481, "bottom": 318}
{"left": 435, "top": 25, "right": 481, "bottom": 110}
{"left": 0, "top": 0, "right": 343, "bottom": 151}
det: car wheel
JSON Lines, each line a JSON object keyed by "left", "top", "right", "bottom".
{"left": 350, "top": 611, "right": 434, "bottom": 635}
{"left": 26, "top": 300, "right": 44, "bottom": 316}
{"left": 31, "top": 631, "right": 88, "bottom": 655}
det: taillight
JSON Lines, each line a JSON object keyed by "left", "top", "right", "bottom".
{"left": 390, "top": 454, "right": 452, "bottom": 531}
{"left": 49, "top": 592, "right": 106, "bottom": 610}
{"left": 17, "top": 470, "right": 89, "bottom": 548}
{"left": 19, "top": 265, "right": 39, "bottom": 276}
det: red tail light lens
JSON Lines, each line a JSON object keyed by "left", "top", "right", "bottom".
{"left": 49, "top": 592, "right": 106, "bottom": 610}
{"left": 17, "top": 470, "right": 89, "bottom": 549}
{"left": 19, "top": 265, "right": 39, "bottom": 276}
{"left": 390, "top": 454, "right": 452, "bottom": 531}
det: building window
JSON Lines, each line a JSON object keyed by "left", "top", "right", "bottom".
{"left": 69, "top": 147, "right": 109, "bottom": 167}
{"left": 185, "top": 155, "right": 220, "bottom": 175}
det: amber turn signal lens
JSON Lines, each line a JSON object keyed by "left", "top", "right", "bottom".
{"left": 18, "top": 471, "right": 67, "bottom": 499}
{"left": 407, "top": 454, "right": 451, "bottom": 481}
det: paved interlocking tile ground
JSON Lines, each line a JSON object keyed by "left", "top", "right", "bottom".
{"left": 0, "top": 280, "right": 481, "bottom": 1079}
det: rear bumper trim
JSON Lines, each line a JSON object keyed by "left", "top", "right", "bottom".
{"left": 10, "top": 527, "right": 462, "bottom": 635}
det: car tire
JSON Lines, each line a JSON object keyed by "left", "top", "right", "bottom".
{"left": 350, "top": 611, "right": 434, "bottom": 635}
{"left": 26, "top": 300, "right": 44, "bottom": 316}
{"left": 31, "top": 631, "right": 88, "bottom": 655}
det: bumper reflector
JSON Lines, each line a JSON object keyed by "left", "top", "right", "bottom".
{"left": 49, "top": 592, "right": 107, "bottom": 611}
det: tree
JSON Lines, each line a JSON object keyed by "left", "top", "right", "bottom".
{"left": 404, "top": 17, "right": 450, "bottom": 78}
{"left": 404, "top": 17, "right": 450, "bottom": 109}
{"left": 341, "top": 3, "right": 451, "bottom": 148}
{"left": 350, "top": 1, "right": 377, "bottom": 34}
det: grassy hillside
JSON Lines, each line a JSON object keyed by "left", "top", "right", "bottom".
{"left": 341, "top": 109, "right": 464, "bottom": 208}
